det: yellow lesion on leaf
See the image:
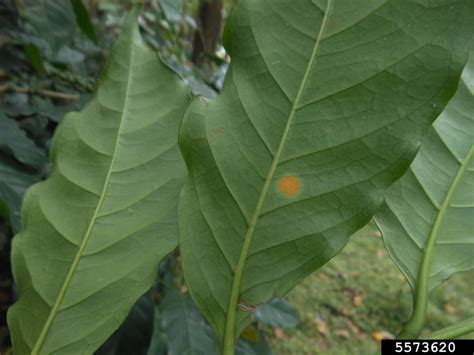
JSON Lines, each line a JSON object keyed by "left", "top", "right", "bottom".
{"left": 277, "top": 175, "right": 301, "bottom": 196}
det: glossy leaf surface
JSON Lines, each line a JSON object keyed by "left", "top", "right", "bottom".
{"left": 178, "top": 0, "right": 474, "bottom": 348}
{"left": 8, "top": 7, "right": 189, "bottom": 354}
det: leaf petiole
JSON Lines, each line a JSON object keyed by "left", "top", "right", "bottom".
{"left": 422, "top": 316, "right": 474, "bottom": 339}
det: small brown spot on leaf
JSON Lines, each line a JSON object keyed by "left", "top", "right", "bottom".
{"left": 278, "top": 175, "right": 301, "bottom": 196}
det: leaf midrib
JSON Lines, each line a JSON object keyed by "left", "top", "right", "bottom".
{"left": 408, "top": 145, "right": 474, "bottom": 331}
{"left": 417, "top": 145, "right": 473, "bottom": 286}
{"left": 222, "top": 0, "right": 333, "bottom": 351}
{"left": 31, "top": 31, "right": 137, "bottom": 354}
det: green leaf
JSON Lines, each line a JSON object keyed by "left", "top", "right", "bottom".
{"left": 235, "top": 332, "right": 273, "bottom": 355}
{"left": 157, "top": 0, "right": 182, "bottom": 22}
{"left": 155, "top": 289, "right": 273, "bottom": 355}
{"left": 160, "top": 290, "right": 220, "bottom": 355}
{"left": 254, "top": 298, "right": 300, "bottom": 329}
{"left": 97, "top": 292, "right": 155, "bottom": 355}
{"left": 19, "top": 0, "right": 76, "bottom": 52}
{"left": 0, "top": 113, "right": 47, "bottom": 168}
{"left": 422, "top": 316, "right": 474, "bottom": 339}
{"left": 23, "top": 44, "right": 45, "bottom": 73}
{"left": 178, "top": 0, "right": 473, "bottom": 351}
{"left": 0, "top": 160, "right": 40, "bottom": 232}
{"left": 7, "top": 6, "right": 189, "bottom": 354}
{"left": 70, "top": 0, "right": 98, "bottom": 44}
{"left": 374, "top": 55, "right": 474, "bottom": 338}
{"left": 147, "top": 307, "right": 167, "bottom": 355}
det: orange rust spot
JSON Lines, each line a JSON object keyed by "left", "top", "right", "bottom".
{"left": 278, "top": 176, "right": 301, "bottom": 196}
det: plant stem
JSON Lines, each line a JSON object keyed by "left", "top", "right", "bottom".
{"left": 422, "top": 317, "right": 474, "bottom": 339}
{"left": 398, "top": 303, "right": 428, "bottom": 339}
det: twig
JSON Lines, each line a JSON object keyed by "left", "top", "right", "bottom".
{"left": 0, "top": 83, "right": 80, "bottom": 101}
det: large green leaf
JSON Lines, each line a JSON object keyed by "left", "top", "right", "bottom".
{"left": 178, "top": 0, "right": 473, "bottom": 351}
{"left": 374, "top": 55, "right": 474, "bottom": 338}
{"left": 8, "top": 7, "right": 189, "bottom": 354}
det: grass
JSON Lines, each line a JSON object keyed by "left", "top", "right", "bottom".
{"left": 267, "top": 222, "right": 474, "bottom": 355}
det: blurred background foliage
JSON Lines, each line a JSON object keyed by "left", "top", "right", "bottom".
{"left": 0, "top": 1, "right": 472, "bottom": 354}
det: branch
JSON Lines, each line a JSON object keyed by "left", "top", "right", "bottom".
{"left": 0, "top": 83, "right": 80, "bottom": 101}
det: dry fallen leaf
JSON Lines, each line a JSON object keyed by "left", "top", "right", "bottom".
{"left": 341, "top": 306, "right": 351, "bottom": 316}
{"left": 444, "top": 303, "right": 456, "bottom": 314}
{"left": 352, "top": 294, "right": 363, "bottom": 307}
{"left": 335, "top": 329, "right": 350, "bottom": 338}
{"left": 180, "top": 284, "right": 188, "bottom": 294}
{"left": 314, "top": 317, "right": 328, "bottom": 335}
{"left": 344, "top": 319, "right": 365, "bottom": 339}
{"left": 274, "top": 327, "right": 288, "bottom": 340}
{"left": 371, "top": 330, "right": 395, "bottom": 341}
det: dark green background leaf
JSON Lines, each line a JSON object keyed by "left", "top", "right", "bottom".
{"left": 160, "top": 290, "right": 220, "bottom": 355}
{"left": 0, "top": 161, "right": 39, "bottom": 232}
{"left": 18, "top": 0, "right": 77, "bottom": 52}
{"left": 0, "top": 113, "right": 46, "bottom": 168}
{"left": 97, "top": 293, "right": 155, "bottom": 355}
{"left": 70, "top": 0, "right": 98, "bottom": 44}
{"left": 254, "top": 298, "right": 300, "bottom": 329}
{"left": 158, "top": 0, "right": 183, "bottom": 22}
